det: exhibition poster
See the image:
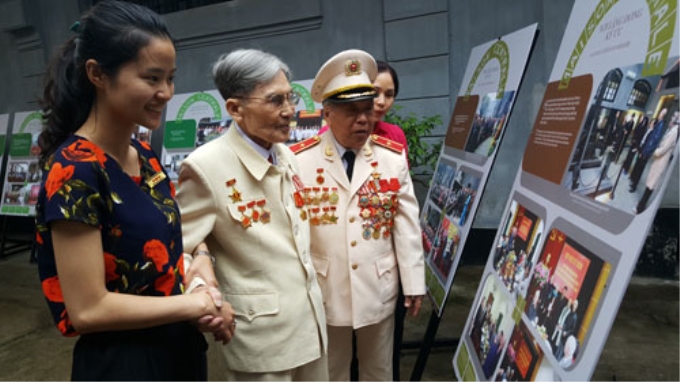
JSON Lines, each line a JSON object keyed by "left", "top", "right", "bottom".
{"left": 421, "top": 23, "right": 539, "bottom": 314}
{"left": 160, "top": 82, "right": 320, "bottom": 181}
{"left": 453, "top": 1, "right": 678, "bottom": 381}
{"left": 161, "top": 90, "right": 229, "bottom": 181}
{"left": 0, "top": 111, "right": 43, "bottom": 216}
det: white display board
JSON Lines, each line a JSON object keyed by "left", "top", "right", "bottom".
{"left": 454, "top": 1, "right": 679, "bottom": 380}
{"left": 0, "top": 111, "right": 43, "bottom": 216}
{"left": 421, "top": 23, "right": 539, "bottom": 314}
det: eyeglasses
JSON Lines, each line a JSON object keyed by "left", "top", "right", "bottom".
{"left": 238, "top": 91, "right": 300, "bottom": 109}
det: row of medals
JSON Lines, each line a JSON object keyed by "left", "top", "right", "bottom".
{"left": 293, "top": 166, "right": 400, "bottom": 240}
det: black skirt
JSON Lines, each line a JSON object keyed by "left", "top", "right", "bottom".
{"left": 71, "top": 322, "right": 208, "bottom": 381}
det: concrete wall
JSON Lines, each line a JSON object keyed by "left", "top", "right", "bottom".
{"left": 0, "top": 0, "right": 677, "bottom": 230}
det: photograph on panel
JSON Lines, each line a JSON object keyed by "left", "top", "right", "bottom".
{"left": 163, "top": 152, "right": 191, "bottom": 181}
{"left": 562, "top": 60, "right": 679, "bottom": 214}
{"left": 464, "top": 91, "right": 516, "bottom": 158}
{"left": 492, "top": 200, "right": 545, "bottom": 299}
{"left": 444, "top": 169, "right": 481, "bottom": 227}
{"left": 196, "top": 117, "right": 232, "bottom": 147}
{"left": 428, "top": 159, "right": 457, "bottom": 211}
{"left": 523, "top": 227, "right": 612, "bottom": 370}
{"left": 289, "top": 109, "right": 323, "bottom": 143}
{"left": 6, "top": 162, "right": 29, "bottom": 183}
{"left": 467, "top": 275, "right": 516, "bottom": 380}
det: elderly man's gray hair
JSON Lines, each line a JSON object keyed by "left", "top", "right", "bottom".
{"left": 212, "top": 49, "right": 291, "bottom": 100}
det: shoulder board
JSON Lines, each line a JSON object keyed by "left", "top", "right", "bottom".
{"left": 289, "top": 135, "right": 321, "bottom": 154}
{"left": 371, "top": 134, "right": 403, "bottom": 153}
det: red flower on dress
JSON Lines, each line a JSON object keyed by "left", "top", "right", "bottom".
{"left": 139, "top": 141, "right": 152, "bottom": 151}
{"left": 42, "top": 275, "right": 64, "bottom": 303}
{"left": 103, "top": 252, "right": 120, "bottom": 282}
{"left": 149, "top": 158, "right": 162, "bottom": 173}
{"left": 143, "top": 239, "right": 169, "bottom": 272}
{"left": 176, "top": 252, "right": 185, "bottom": 278}
{"left": 154, "top": 266, "right": 176, "bottom": 296}
{"left": 35, "top": 231, "right": 43, "bottom": 245}
{"left": 57, "top": 310, "right": 77, "bottom": 337}
{"left": 169, "top": 181, "right": 176, "bottom": 198}
{"left": 45, "top": 162, "right": 75, "bottom": 200}
{"left": 62, "top": 140, "right": 107, "bottom": 167}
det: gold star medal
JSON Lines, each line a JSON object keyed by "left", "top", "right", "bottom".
{"left": 226, "top": 178, "right": 242, "bottom": 202}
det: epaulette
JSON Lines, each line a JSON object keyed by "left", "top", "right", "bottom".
{"left": 371, "top": 134, "right": 403, "bottom": 153}
{"left": 289, "top": 135, "right": 321, "bottom": 154}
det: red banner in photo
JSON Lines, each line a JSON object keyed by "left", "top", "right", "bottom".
{"left": 517, "top": 215, "right": 532, "bottom": 242}
{"left": 552, "top": 243, "right": 591, "bottom": 301}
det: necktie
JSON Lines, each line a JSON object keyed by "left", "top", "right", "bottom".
{"left": 343, "top": 150, "right": 356, "bottom": 181}
{"left": 267, "top": 154, "right": 274, "bottom": 164}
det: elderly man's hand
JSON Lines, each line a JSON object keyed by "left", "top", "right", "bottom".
{"left": 404, "top": 295, "right": 424, "bottom": 316}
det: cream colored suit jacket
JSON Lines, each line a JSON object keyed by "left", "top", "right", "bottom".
{"left": 176, "top": 126, "right": 327, "bottom": 373}
{"left": 294, "top": 132, "right": 425, "bottom": 328}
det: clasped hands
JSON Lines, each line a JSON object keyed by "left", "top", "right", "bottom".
{"left": 185, "top": 253, "right": 235, "bottom": 345}
{"left": 192, "top": 284, "right": 236, "bottom": 344}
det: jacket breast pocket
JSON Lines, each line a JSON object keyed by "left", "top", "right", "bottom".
{"left": 224, "top": 292, "right": 279, "bottom": 323}
{"left": 375, "top": 252, "right": 399, "bottom": 304}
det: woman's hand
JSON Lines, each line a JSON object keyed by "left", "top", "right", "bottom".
{"left": 192, "top": 286, "right": 236, "bottom": 345}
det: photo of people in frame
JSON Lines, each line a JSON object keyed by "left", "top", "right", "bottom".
{"left": 6, "top": 162, "right": 29, "bottom": 183}
{"left": 420, "top": 201, "right": 441, "bottom": 256}
{"left": 428, "top": 160, "right": 457, "bottom": 211}
{"left": 464, "top": 90, "right": 516, "bottom": 158}
{"left": 562, "top": 60, "right": 679, "bottom": 214}
{"left": 468, "top": 275, "right": 515, "bottom": 380}
{"left": 492, "top": 200, "right": 544, "bottom": 299}
{"left": 494, "top": 321, "right": 546, "bottom": 381}
{"left": 523, "top": 228, "right": 612, "bottom": 369}
{"left": 444, "top": 170, "right": 481, "bottom": 227}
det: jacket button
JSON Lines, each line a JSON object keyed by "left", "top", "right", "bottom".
{"left": 248, "top": 309, "right": 255, "bottom": 316}
{"left": 350, "top": 241, "right": 357, "bottom": 247}
{"left": 351, "top": 263, "right": 358, "bottom": 270}
{"left": 349, "top": 217, "right": 355, "bottom": 223}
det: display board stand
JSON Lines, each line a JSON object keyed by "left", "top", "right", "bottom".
{"left": 407, "top": 310, "right": 459, "bottom": 381}
{"left": 0, "top": 215, "right": 33, "bottom": 260}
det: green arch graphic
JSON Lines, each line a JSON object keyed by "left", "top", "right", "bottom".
{"left": 176, "top": 92, "right": 222, "bottom": 120}
{"left": 19, "top": 111, "right": 43, "bottom": 133}
{"left": 559, "top": 0, "right": 677, "bottom": 89}
{"left": 465, "top": 40, "right": 510, "bottom": 101}
{"left": 292, "top": 83, "right": 316, "bottom": 113}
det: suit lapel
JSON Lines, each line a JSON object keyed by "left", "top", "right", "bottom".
{"left": 226, "top": 126, "right": 270, "bottom": 181}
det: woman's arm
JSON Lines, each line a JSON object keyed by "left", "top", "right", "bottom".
{"left": 52, "top": 220, "right": 219, "bottom": 334}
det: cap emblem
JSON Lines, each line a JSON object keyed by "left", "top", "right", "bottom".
{"left": 345, "top": 58, "right": 361, "bottom": 76}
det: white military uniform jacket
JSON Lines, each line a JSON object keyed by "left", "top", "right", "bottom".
{"left": 292, "top": 131, "right": 425, "bottom": 329}
{"left": 176, "top": 126, "right": 327, "bottom": 373}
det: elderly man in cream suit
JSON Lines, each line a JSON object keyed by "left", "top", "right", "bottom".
{"left": 291, "top": 49, "right": 425, "bottom": 381}
{"left": 176, "top": 49, "right": 327, "bottom": 381}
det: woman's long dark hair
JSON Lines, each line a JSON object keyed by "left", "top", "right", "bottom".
{"left": 39, "top": 0, "right": 172, "bottom": 166}
{"left": 376, "top": 60, "right": 399, "bottom": 98}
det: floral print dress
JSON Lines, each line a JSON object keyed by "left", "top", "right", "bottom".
{"left": 36, "top": 135, "right": 185, "bottom": 337}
